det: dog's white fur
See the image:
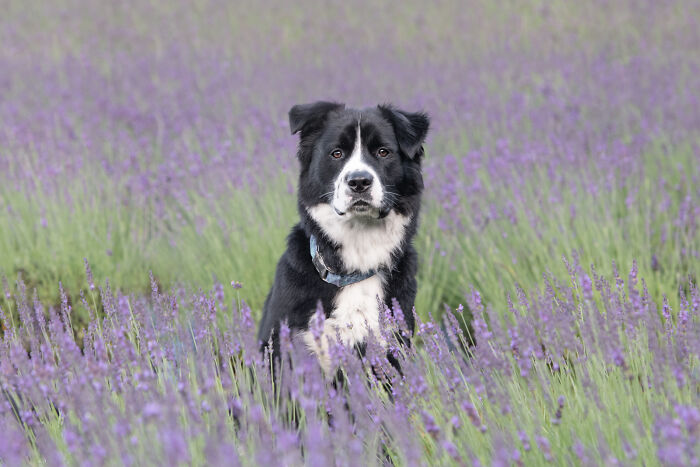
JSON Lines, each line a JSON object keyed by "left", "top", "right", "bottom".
{"left": 301, "top": 125, "right": 411, "bottom": 373}
{"left": 302, "top": 274, "right": 386, "bottom": 373}
{"left": 303, "top": 206, "right": 410, "bottom": 373}
{"left": 332, "top": 124, "right": 383, "bottom": 215}
{"left": 307, "top": 204, "right": 410, "bottom": 273}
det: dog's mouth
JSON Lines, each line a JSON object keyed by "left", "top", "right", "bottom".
{"left": 350, "top": 200, "right": 370, "bottom": 212}
{"left": 333, "top": 198, "right": 379, "bottom": 217}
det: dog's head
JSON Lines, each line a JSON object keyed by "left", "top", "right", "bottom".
{"left": 290, "top": 101, "right": 429, "bottom": 220}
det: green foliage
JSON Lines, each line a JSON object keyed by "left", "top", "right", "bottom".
{"left": 2, "top": 143, "right": 696, "bottom": 329}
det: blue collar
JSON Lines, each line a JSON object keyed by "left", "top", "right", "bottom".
{"left": 309, "top": 234, "right": 376, "bottom": 287}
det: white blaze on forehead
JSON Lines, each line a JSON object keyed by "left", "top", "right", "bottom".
{"left": 337, "top": 123, "right": 367, "bottom": 187}
{"left": 332, "top": 123, "right": 384, "bottom": 213}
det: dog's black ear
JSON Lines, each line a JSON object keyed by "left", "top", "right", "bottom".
{"left": 378, "top": 105, "right": 430, "bottom": 159}
{"left": 289, "top": 101, "right": 345, "bottom": 136}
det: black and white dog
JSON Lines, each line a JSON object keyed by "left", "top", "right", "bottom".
{"left": 257, "top": 101, "right": 429, "bottom": 372}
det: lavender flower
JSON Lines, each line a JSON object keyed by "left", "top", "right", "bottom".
{"left": 0, "top": 0, "right": 698, "bottom": 464}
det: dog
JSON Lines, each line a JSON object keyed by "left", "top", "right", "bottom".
{"left": 257, "top": 101, "right": 429, "bottom": 373}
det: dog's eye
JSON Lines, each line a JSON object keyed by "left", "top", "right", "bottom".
{"left": 330, "top": 149, "right": 343, "bottom": 159}
{"left": 377, "top": 147, "right": 390, "bottom": 158}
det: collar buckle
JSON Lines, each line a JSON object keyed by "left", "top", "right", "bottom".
{"left": 311, "top": 247, "right": 331, "bottom": 280}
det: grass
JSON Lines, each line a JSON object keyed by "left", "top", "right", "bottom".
{"left": 1, "top": 0, "right": 698, "bottom": 463}
{"left": 1, "top": 264, "right": 696, "bottom": 464}
{"left": 2, "top": 138, "right": 696, "bottom": 329}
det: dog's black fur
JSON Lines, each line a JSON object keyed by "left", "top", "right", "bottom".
{"left": 257, "top": 102, "right": 429, "bottom": 366}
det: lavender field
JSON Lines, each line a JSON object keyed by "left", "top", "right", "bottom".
{"left": 1, "top": 0, "right": 699, "bottom": 465}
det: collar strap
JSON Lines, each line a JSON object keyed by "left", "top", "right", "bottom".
{"left": 309, "top": 234, "right": 376, "bottom": 287}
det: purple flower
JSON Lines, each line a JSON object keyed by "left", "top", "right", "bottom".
{"left": 535, "top": 435, "right": 553, "bottom": 462}
{"left": 0, "top": 2, "right": 698, "bottom": 463}
{"left": 421, "top": 411, "right": 441, "bottom": 439}
{"left": 84, "top": 258, "right": 96, "bottom": 291}
{"left": 518, "top": 431, "right": 531, "bottom": 452}
{"left": 553, "top": 396, "right": 565, "bottom": 425}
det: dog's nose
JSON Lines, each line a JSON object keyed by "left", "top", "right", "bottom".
{"left": 346, "top": 171, "right": 373, "bottom": 193}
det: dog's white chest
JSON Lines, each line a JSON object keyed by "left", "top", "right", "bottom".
{"left": 302, "top": 205, "right": 412, "bottom": 373}
{"left": 301, "top": 274, "right": 385, "bottom": 373}
{"left": 307, "top": 205, "right": 410, "bottom": 273}
{"left": 330, "top": 274, "right": 384, "bottom": 346}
